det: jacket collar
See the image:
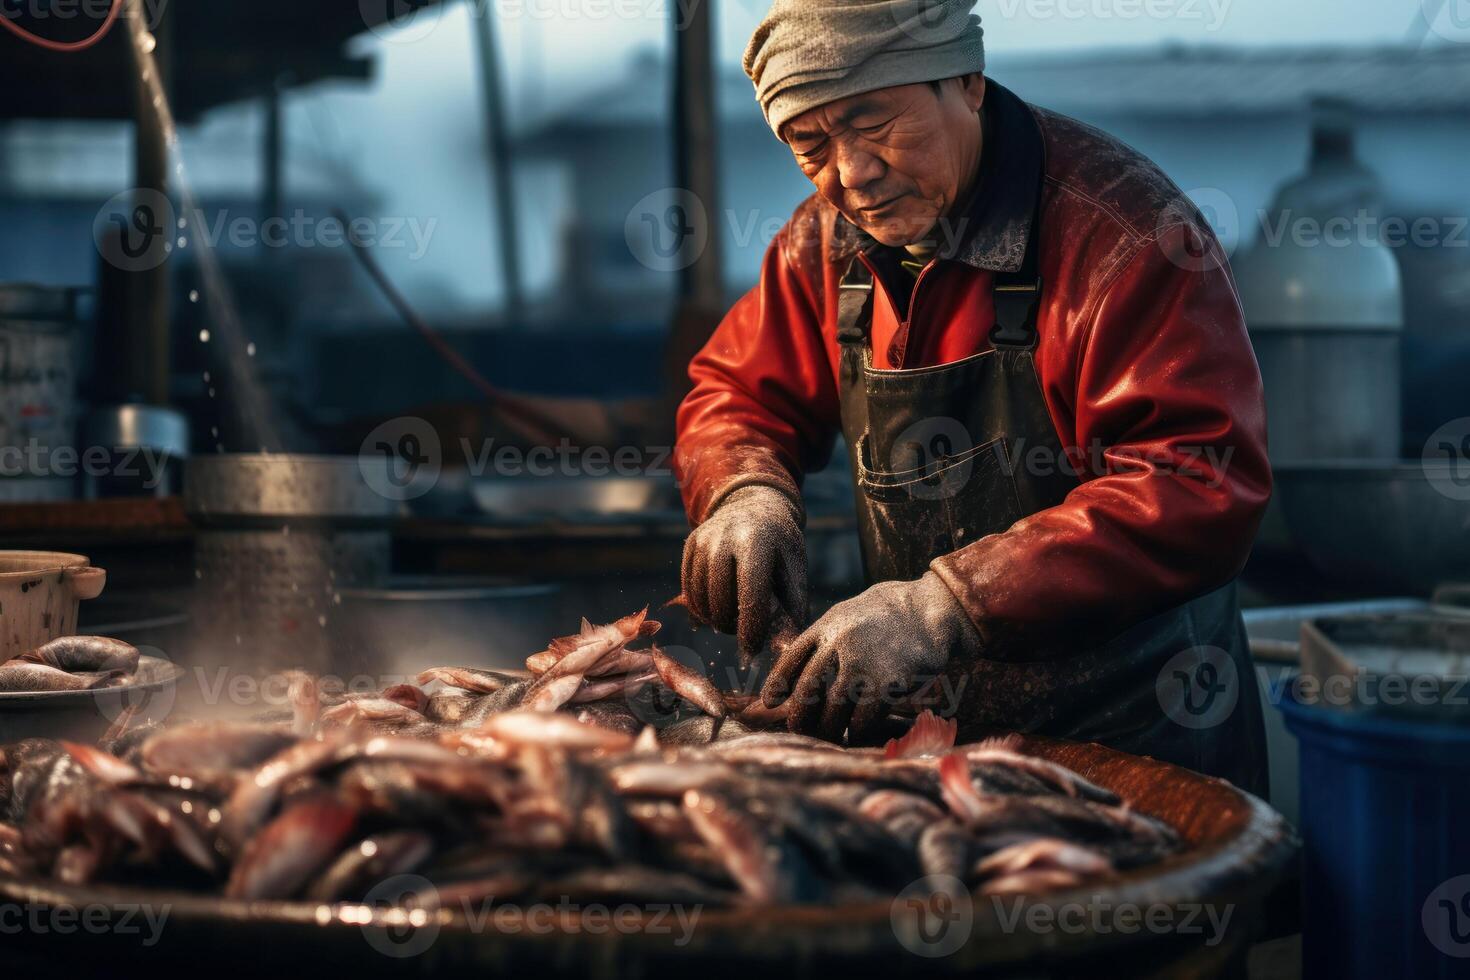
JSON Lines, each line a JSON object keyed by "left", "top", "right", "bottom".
{"left": 841, "top": 79, "right": 1043, "bottom": 275}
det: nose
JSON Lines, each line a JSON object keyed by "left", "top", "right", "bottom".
{"left": 834, "top": 140, "right": 884, "bottom": 192}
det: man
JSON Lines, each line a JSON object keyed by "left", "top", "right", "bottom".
{"left": 674, "top": 0, "right": 1269, "bottom": 791}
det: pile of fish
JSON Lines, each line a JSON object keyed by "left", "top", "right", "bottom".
{"left": 0, "top": 609, "right": 1180, "bottom": 908}
{"left": 0, "top": 636, "right": 141, "bottom": 693}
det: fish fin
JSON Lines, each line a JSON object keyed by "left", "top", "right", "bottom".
{"left": 60, "top": 741, "right": 141, "bottom": 785}
{"left": 633, "top": 726, "right": 660, "bottom": 753}
{"left": 882, "top": 709, "right": 958, "bottom": 759}
{"left": 611, "top": 607, "right": 649, "bottom": 639}
{"left": 970, "top": 732, "right": 1024, "bottom": 752}
{"left": 937, "top": 752, "right": 985, "bottom": 823}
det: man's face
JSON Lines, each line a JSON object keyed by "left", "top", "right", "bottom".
{"left": 781, "top": 75, "right": 987, "bottom": 247}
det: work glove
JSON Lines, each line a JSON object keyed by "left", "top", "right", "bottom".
{"left": 761, "top": 571, "right": 979, "bottom": 744}
{"left": 681, "top": 485, "right": 808, "bottom": 663}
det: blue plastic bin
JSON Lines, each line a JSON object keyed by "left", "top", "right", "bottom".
{"left": 1278, "top": 691, "right": 1470, "bottom": 979}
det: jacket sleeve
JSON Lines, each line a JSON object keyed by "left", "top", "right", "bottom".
{"left": 674, "top": 228, "right": 843, "bottom": 525}
{"left": 931, "top": 223, "right": 1272, "bottom": 657}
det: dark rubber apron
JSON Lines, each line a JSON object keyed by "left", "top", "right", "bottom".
{"left": 835, "top": 236, "right": 1268, "bottom": 796}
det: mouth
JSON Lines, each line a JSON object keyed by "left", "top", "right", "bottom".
{"left": 855, "top": 194, "right": 905, "bottom": 216}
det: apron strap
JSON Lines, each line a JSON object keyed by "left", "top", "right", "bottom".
{"left": 836, "top": 257, "right": 874, "bottom": 347}
{"left": 989, "top": 164, "right": 1046, "bottom": 351}
{"left": 836, "top": 235, "right": 1043, "bottom": 352}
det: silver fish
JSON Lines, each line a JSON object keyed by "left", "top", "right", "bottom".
{"left": 17, "top": 635, "right": 140, "bottom": 675}
{"left": 0, "top": 661, "right": 122, "bottom": 692}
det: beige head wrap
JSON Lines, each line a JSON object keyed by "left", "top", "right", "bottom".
{"left": 743, "top": 0, "right": 986, "bottom": 136}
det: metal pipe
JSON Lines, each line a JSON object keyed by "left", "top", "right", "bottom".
{"left": 470, "top": 0, "right": 524, "bottom": 324}
{"left": 126, "top": 0, "right": 172, "bottom": 406}
{"left": 659, "top": 0, "right": 726, "bottom": 410}
{"left": 671, "top": 0, "right": 723, "bottom": 312}
{"left": 262, "top": 80, "right": 284, "bottom": 256}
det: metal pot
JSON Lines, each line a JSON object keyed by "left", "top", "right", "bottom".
{"left": 185, "top": 454, "right": 396, "bottom": 672}
{"left": 332, "top": 577, "right": 562, "bottom": 679}
{"left": 1273, "top": 461, "right": 1470, "bottom": 593}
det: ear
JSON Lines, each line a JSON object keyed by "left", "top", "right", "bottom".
{"left": 959, "top": 72, "right": 987, "bottom": 113}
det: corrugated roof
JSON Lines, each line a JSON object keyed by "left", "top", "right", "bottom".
{"left": 988, "top": 43, "right": 1470, "bottom": 117}
{"left": 522, "top": 42, "right": 1470, "bottom": 140}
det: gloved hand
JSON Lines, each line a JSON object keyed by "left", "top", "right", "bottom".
{"left": 681, "top": 485, "right": 808, "bottom": 663}
{"left": 761, "top": 571, "right": 980, "bottom": 743}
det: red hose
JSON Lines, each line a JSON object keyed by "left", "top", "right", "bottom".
{"left": 0, "top": 0, "right": 122, "bottom": 52}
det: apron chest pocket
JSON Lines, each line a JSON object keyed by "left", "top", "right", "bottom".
{"left": 855, "top": 433, "right": 1024, "bottom": 568}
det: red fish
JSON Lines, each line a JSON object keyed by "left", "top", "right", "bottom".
{"left": 882, "top": 709, "right": 958, "bottom": 759}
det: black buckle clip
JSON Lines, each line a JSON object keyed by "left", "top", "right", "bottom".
{"left": 989, "top": 279, "right": 1041, "bottom": 349}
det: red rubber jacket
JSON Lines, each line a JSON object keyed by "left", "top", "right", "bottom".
{"left": 674, "top": 94, "right": 1271, "bottom": 656}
